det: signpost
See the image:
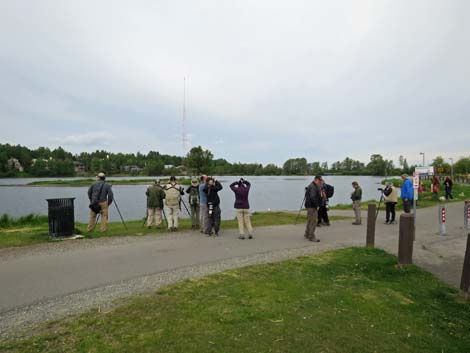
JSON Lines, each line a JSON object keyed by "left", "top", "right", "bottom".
{"left": 412, "top": 171, "right": 419, "bottom": 220}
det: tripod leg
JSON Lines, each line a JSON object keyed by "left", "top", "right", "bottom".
{"left": 91, "top": 213, "right": 101, "bottom": 232}
{"left": 295, "top": 195, "right": 307, "bottom": 224}
{"left": 113, "top": 199, "right": 128, "bottom": 232}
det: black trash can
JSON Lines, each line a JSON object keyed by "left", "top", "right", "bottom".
{"left": 46, "top": 198, "right": 76, "bottom": 237}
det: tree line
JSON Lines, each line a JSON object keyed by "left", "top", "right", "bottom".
{"left": 1, "top": 143, "right": 469, "bottom": 178}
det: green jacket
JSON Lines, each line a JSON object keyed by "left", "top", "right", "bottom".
{"left": 351, "top": 186, "right": 362, "bottom": 201}
{"left": 146, "top": 185, "right": 165, "bottom": 208}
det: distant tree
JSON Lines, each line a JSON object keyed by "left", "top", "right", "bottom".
{"left": 366, "top": 154, "right": 393, "bottom": 176}
{"left": 185, "top": 146, "right": 213, "bottom": 174}
{"left": 454, "top": 157, "right": 470, "bottom": 175}
{"left": 283, "top": 158, "right": 308, "bottom": 175}
{"left": 145, "top": 160, "right": 165, "bottom": 176}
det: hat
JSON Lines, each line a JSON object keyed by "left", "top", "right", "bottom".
{"left": 97, "top": 172, "right": 105, "bottom": 178}
{"left": 154, "top": 179, "right": 160, "bottom": 184}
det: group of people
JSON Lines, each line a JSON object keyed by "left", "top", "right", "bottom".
{"left": 87, "top": 173, "right": 255, "bottom": 240}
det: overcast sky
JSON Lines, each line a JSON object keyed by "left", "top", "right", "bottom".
{"left": 1, "top": 0, "right": 469, "bottom": 166}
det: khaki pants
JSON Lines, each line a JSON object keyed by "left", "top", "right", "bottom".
{"left": 304, "top": 207, "right": 318, "bottom": 239}
{"left": 87, "top": 201, "right": 109, "bottom": 232}
{"left": 147, "top": 207, "right": 163, "bottom": 227}
{"left": 190, "top": 204, "right": 200, "bottom": 227}
{"left": 166, "top": 205, "right": 179, "bottom": 229}
{"left": 352, "top": 200, "right": 361, "bottom": 223}
{"left": 236, "top": 209, "right": 253, "bottom": 235}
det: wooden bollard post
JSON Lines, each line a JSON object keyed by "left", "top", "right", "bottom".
{"left": 366, "top": 203, "right": 376, "bottom": 248}
{"left": 398, "top": 213, "right": 415, "bottom": 265}
{"left": 460, "top": 234, "right": 470, "bottom": 299}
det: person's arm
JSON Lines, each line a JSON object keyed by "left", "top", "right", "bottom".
{"left": 215, "top": 181, "right": 223, "bottom": 191}
{"left": 186, "top": 186, "right": 191, "bottom": 194}
{"left": 229, "top": 182, "right": 237, "bottom": 191}
{"left": 88, "top": 185, "right": 93, "bottom": 201}
{"left": 180, "top": 186, "right": 185, "bottom": 195}
{"left": 107, "top": 185, "right": 114, "bottom": 205}
{"left": 243, "top": 180, "right": 251, "bottom": 189}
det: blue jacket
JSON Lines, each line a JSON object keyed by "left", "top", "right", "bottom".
{"left": 401, "top": 178, "right": 414, "bottom": 200}
{"left": 199, "top": 183, "right": 208, "bottom": 205}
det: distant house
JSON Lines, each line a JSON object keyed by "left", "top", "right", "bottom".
{"left": 31, "top": 158, "right": 49, "bottom": 166}
{"left": 164, "top": 165, "right": 174, "bottom": 169}
{"left": 73, "top": 161, "right": 86, "bottom": 173}
{"left": 122, "top": 165, "right": 143, "bottom": 174}
{"left": 7, "top": 158, "right": 24, "bottom": 172}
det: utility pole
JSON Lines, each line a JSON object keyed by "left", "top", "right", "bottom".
{"left": 449, "top": 158, "right": 454, "bottom": 179}
{"left": 182, "top": 77, "right": 189, "bottom": 154}
{"left": 420, "top": 152, "right": 425, "bottom": 166}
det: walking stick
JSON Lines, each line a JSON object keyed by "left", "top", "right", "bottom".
{"left": 112, "top": 197, "right": 128, "bottom": 232}
{"left": 295, "top": 194, "right": 307, "bottom": 224}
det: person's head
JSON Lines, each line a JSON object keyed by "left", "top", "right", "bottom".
{"left": 200, "top": 174, "right": 207, "bottom": 182}
{"left": 97, "top": 172, "right": 106, "bottom": 181}
{"left": 191, "top": 178, "right": 198, "bottom": 186}
{"left": 170, "top": 176, "right": 176, "bottom": 183}
{"left": 154, "top": 179, "right": 160, "bottom": 185}
{"left": 401, "top": 174, "right": 408, "bottom": 180}
{"left": 352, "top": 181, "right": 358, "bottom": 188}
{"left": 314, "top": 175, "right": 323, "bottom": 185}
{"left": 207, "top": 177, "right": 214, "bottom": 186}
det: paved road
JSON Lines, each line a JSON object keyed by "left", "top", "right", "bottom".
{"left": 0, "top": 201, "right": 468, "bottom": 337}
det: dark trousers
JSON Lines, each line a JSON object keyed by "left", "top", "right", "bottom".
{"left": 445, "top": 187, "right": 453, "bottom": 200}
{"left": 385, "top": 202, "right": 396, "bottom": 222}
{"left": 206, "top": 205, "right": 221, "bottom": 234}
{"left": 304, "top": 207, "right": 318, "bottom": 239}
{"left": 403, "top": 199, "right": 412, "bottom": 213}
{"left": 318, "top": 206, "right": 329, "bottom": 224}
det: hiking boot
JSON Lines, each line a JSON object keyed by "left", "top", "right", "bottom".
{"left": 352, "top": 222, "right": 361, "bottom": 225}
{"left": 384, "top": 221, "right": 389, "bottom": 224}
{"left": 309, "top": 237, "right": 320, "bottom": 242}
{"left": 207, "top": 232, "right": 213, "bottom": 237}
{"left": 147, "top": 226, "right": 152, "bottom": 229}
{"left": 239, "top": 235, "right": 245, "bottom": 240}
{"left": 317, "top": 223, "right": 321, "bottom": 227}
{"left": 215, "top": 232, "right": 219, "bottom": 237}
{"left": 248, "top": 234, "right": 253, "bottom": 239}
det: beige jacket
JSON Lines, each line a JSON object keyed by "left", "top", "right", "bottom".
{"left": 384, "top": 186, "right": 398, "bottom": 203}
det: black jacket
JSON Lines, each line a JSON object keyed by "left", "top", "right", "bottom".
{"left": 204, "top": 181, "right": 223, "bottom": 206}
{"left": 305, "top": 182, "right": 321, "bottom": 209}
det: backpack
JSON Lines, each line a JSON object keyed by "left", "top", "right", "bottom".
{"left": 383, "top": 186, "right": 392, "bottom": 196}
{"left": 189, "top": 187, "right": 200, "bottom": 206}
{"left": 324, "top": 184, "right": 334, "bottom": 198}
{"left": 165, "top": 184, "right": 182, "bottom": 206}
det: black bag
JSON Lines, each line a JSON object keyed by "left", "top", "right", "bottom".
{"left": 324, "top": 184, "right": 334, "bottom": 198}
{"left": 383, "top": 186, "right": 392, "bottom": 196}
{"left": 89, "top": 203, "right": 102, "bottom": 214}
{"left": 89, "top": 182, "right": 106, "bottom": 214}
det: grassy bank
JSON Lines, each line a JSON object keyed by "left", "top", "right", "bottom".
{"left": 0, "top": 212, "right": 346, "bottom": 249}
{"left": 331, "top": 181, "right": 470, "bottom": 211}
{"left": 25, "top": 178, "right": 192, "bottom": 187}
{"left": 2, "top": 247, "right": 470, "bottom": 352}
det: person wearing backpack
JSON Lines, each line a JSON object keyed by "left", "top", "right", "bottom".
{"left": 87, "top": 172, "right": 113, "bottom": 232}
{"left": 164, "top": 176, "right": 185, "bottom": 231}
{"left": 230, "top": 178, "right": 254, "bottom": 239}
{"left": 186, "top": 178, "right": 200, "bottom": 230}
{"left": 318, "top": 179, "right": 333, "bottom": 226}
{"left": 383, "top": 182, "right": 397, "bottom": 224}
{"left": 304, "top": 176, "right": 323, "bottom": 242}
{"left": 146, "top": 179, "right": 166, "bottom": 229}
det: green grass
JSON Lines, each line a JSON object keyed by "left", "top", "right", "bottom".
{"left": 0, "top": 212, "right": 346, "bottom": 249}
{"left": 26, "top": 178, "right": 191, "bottom": 187}
{"left": 2, "top": 247, "right": 469, "bottom": 352}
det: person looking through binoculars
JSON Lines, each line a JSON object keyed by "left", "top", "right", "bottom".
{"left": 164, "top": 176, "right": 185, "bottom": 231}
{"left": 230, "top": 178, "right": 253, "bottom": 239}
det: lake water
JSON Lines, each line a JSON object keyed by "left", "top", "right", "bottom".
{"left": 0, "top": 176, "right": 390, "bottom": 222}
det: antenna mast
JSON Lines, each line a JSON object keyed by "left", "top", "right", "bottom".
{"left": 182, "top": 77, "right": 190, "bottom": 154}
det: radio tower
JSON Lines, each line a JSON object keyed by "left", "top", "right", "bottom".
{"left": 182, "top": 77, "right": 190, "bottom": 154}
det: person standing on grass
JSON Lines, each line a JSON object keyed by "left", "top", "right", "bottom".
{"left": 304, "top": 176, "right": 323, "bottom": 242}
{"left": 230, "top": 178, "right": 254, "bottom": 239}
{"left": 383, "top": 182, "right": 397, "bottom": 224}
{"left": 186, "top": 178, "right": 200, "bottom": 230}
{"left": 350, "top": 181, "right": 362, "bottom": 225}
{"left": 431, "top": 175, "right": 440, "bottom": 200}
{"left": 164, "top": 176, "right": 185, "bottom": 231}
{"left": 87, "top": 172, "right": 113, "bottom": 232}
{"left": 443, "top": 176, "right": 453, "bottom": 200}
{"left": 199, "top": 175, "right": 208, "bottom": 233}
{"left": 400, "top": 174, "right": 413, "bottom": 213}
{"left": 146, "top": 179, "right": 165, "bottom": 229}
{"left": 204, "top": 177, "right": 223, "bottom": 236}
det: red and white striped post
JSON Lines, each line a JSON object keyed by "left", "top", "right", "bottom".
{"left": 439, "top": 205, "right": 446, "bottom": 236}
